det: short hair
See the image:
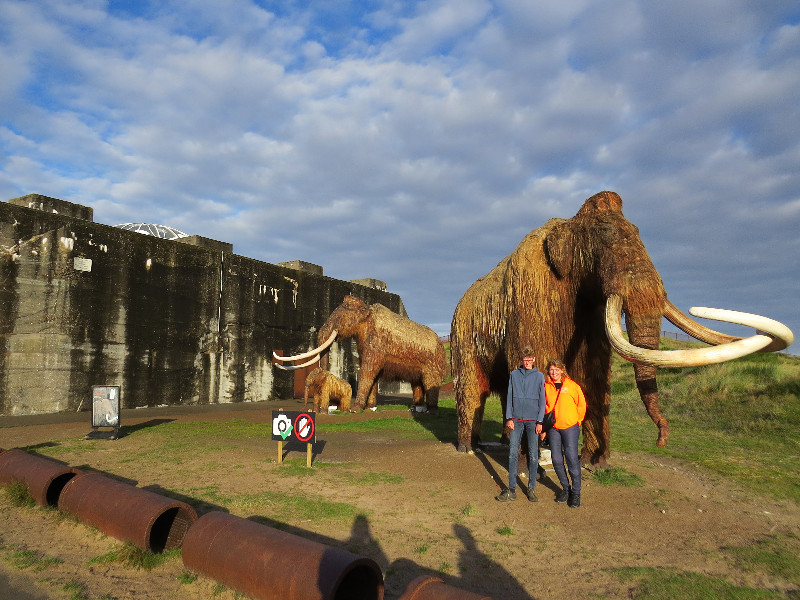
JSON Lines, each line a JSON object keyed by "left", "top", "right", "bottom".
{"left": 521, "top": 346, "right": 534, "bottom": 358}
{"left": 546, "top": 359, "right": 568, "bottom": 379}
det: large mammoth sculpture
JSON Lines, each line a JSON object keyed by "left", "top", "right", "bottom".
{"left": 275, "top": 296, "right": 447, "bottom": 411}
{"left": 451, "top": 191, "right": 793, "bottom": 466}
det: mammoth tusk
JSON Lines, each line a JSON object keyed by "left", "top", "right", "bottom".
{"left": 274, "top": 355, "right": 320, "bottom": 371}
{"left": 605, "top": 295, "right": 794, "bottom": 367}
{"left": 663, "top": 299, "right": 739, "bottom": 346}
{"left": 688, "top": 306, "right": 794, "bottom": 353}
{"left": 272, "top": 330, "right": 338, "bottom": 362}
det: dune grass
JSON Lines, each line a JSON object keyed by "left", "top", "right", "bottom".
{"left": 609, "top": 340, "right": 800, "bottom": 504}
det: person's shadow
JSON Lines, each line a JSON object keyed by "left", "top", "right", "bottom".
{"left": 454, "top": 523, "right": 536, "bottom": 600}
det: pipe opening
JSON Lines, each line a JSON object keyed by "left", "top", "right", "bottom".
{"left": 149, "top": 506, "right": 196, "bottom": 553}
{"left": 45, "top": 472, "right": 78, "bottom": 507}
{"left": 334, "top": 563, "right": 383, "bottom": 600}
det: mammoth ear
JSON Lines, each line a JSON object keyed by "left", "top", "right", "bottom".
{"left": 544, "top": 220, "right": 573, "bottom": 279}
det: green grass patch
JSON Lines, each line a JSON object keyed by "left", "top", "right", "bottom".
{"left": 3, "top": 481, "right": 36, "bottom": 508}
{"left": 614, "top": 567, "right": 781, "bottom": 600}
{"left": 725, "top": 533, "right": 800, "bottom": 586}
{"left": 610, "top": 345, "right": 800, "bottom": 503}
{"left": 87, "top": 543, "right": 179, "bottom": 571}
{"left": 177, "top": 570, "right": 198, "bottom": 585}
{"left": 61, "top": 579, "right": 89, "bottom": 600}
{"left": 497, "top": 523, "right": 514, "bottom": 536}
{"left": 7, "top": 548, "right": 63, "bottom": 571}
{"left": 592, "top": 466, "right": 644, "bottom": 487}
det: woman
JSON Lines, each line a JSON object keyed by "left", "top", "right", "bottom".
{"left": 544, "top": 359, "right": 587, "bottom": 508}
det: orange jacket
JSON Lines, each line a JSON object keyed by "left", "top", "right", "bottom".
{"left": 544, "top": 376, "right": 587, "bottom": 430}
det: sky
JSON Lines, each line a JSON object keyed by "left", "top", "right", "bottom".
{"left": 1, "top": 0, "right": 798, "bottom": 351}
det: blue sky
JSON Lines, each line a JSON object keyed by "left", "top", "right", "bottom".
{"left": 1, "top": 0, "right": 798, "bottom": 348}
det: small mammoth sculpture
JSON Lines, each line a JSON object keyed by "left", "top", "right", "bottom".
{"left": 304, "top": 367, "right": 352, "bottom": 413}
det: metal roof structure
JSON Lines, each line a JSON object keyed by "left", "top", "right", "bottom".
{"left": 114, "top": 223, "right": 188, "bottom": 240}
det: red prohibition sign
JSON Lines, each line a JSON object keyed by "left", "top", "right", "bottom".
{"left": 294, "top": 413, "right": 315, "bottom": 442}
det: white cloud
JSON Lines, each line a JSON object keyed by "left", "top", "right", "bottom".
{"left": 0, "top": 0, "right": 797, "bottom": 342}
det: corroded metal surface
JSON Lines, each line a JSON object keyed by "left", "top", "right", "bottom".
{"left": 398, "top": 575, "right": 495, "bottom": 600}
{"left": 0, "top": 448, "right": 81, "bottom": 507}
{"left": 58, "top": 471, "right": 196, "bottom": 553}
{"left": 182, "top": 511, "right": 384, "bottom": 600}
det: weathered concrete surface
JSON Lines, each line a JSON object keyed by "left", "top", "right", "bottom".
{"left": 0, "top": 195, "right": 406, "bottom": 415}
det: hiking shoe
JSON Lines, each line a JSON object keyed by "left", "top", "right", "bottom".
{"left": 555, "top": 488, "right": 569, "bottom": 503}
{"left": 524, "top": 487, "right": 538, "bottom": 502}
{"left": 568, "top": 492, "right": 581, "bottom": 508}
{"left": 495, "top": 489, "right": 517, "bottom": 502}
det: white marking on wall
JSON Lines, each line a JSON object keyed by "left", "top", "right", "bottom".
{"left": 146, "top": 258, "right": 152, "bottom": 270}
{"left": 60, "top": 237, "right": 74, "bottom": 250}
{"left": 283, "top": 276, "right": 298, "bottom": 307}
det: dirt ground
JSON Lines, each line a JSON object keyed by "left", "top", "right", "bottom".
{"left": 1, "top": 397, "right": 798, "bottom": 600}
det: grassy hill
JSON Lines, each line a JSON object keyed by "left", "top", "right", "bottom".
{"left": 608, "top": 338, "right": 800, "bottom": 503}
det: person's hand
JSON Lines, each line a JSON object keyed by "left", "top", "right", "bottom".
{"left": 506, "top": 419, "right": 514, "bottom": 430}
{"left": 535, "top": 423, "right": 542, "bottom": 435}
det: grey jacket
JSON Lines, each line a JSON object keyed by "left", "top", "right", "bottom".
{"left": 506, "top": 365, "right": 546, "bottom": 422}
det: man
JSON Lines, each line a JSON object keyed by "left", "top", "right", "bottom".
{"left": 496, "top": 346, "right": 546, "bottom": 502}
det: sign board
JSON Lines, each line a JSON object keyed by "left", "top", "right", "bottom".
{"left": 92, "top": 386, "right": 120, "bottom": 428}
{"left": 88, "top": 386, "right": 121, "bottom": 440}
{"left": 272, "top": 410, "right": 316, "bottom": 445}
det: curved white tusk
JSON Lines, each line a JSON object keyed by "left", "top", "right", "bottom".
{"left": 273, "top": 355, "right": 320, "bottom": 370}
{"left": 605, "top": 295, "right": 794, "bottom": 367}
{"left": 689, "top": 307, "right": 794, "bottom": 353}
{"left": 272, "top": 329, "right": 338, "bottom": 362}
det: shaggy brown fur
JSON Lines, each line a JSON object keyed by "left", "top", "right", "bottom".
{"left": 451, "top": 191, "right": 668, "bottom": 466}
{"left": 319, "top": 296, "right": 446, "bottom": 411}
{"left": 304, "top": 367, "right": 352, "bottom": 413}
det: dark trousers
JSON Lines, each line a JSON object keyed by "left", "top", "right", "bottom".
{"left": 508, "top": 420, "right": 538, "bottom": 491}
{"left": 549, "top": 424, "right": 581, "bottom": 494}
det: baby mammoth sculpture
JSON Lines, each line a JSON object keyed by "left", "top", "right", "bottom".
{"left": 275, "top": 296, "right": 447, "bottom": 411}
{"left": 304, "top": 367, "right": 352, "bottom": 413}
{"left": 451, "top": 191, "right": 793, "bottom": 466}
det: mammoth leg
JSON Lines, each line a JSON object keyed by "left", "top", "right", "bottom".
{"left": 412, "top": 384, "right": 424, "bottom": 407}
{"left": 635, "top": 363, "right": 668, "bottom": 447}
{"left": 425, "top": 386, "right": 440, "bottom": 411}
{"left": 354, "top": 361, "right": 380, "bottom": 410}
{"left": 340, "top": 385, "right": 352, "bottom": 412}
{"left": 318, "top": 387, "right": 330, "bottom": 414}
{"left": 456, "top": 356, "right": 490, "bottom": 453}
{"left": 580, "top": 390, "right": 610, "bottom": 468}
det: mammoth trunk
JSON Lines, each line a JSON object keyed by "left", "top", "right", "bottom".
{"left": 626, "top": 312, "right": 669, "bottom": 448}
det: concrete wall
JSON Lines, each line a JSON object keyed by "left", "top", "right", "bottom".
{"left": 0, "top": 194, "right": 407, "bottom": 415}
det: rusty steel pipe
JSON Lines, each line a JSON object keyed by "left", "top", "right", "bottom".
{"left": 398, "top": 575, "right": 495, "bottom": 600}
{"left": 182, "top": 511, "right": 384, "bottom": 600}
{"left": 0, "top": 449, "right": 81, "bottom": 507}
{"left": 58, "top": 472, "right": 197, "bottom": 553}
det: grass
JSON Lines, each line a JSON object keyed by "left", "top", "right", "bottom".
{"left": 88, "top": 543, "right": 180, "bottom": 571}
{"left": 3, "top": 481, "right": 36, "bottom": 508}
{"left": 61, "top": 579, "right": 89, "bottom": 600}
{"left": 614, "top": 567, "right": 782, "bottom": 599}
{"left": 7, "top": 548, "right": 63, "bottom": 571}
{"left": 497, "top": 523, "right": 514, "bottom": 536}
{"left": 725, "top": 532, "right": 800, "bottom": 586}
{"left": 593, "top": 466, "right": 644, "bottom": 487}
{"left": 609, "top": 341, "right": 800, "bottom": 504}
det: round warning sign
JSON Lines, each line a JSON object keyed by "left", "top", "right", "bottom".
{"left": 294, "top": 413, "right": 315, "bottom": 442}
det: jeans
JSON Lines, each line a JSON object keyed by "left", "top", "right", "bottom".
{"left": 508, "top": 420, "right": 539, "bottom": 491}
{"left": 549, "top": 423, "right": 581, "bottom": 494}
